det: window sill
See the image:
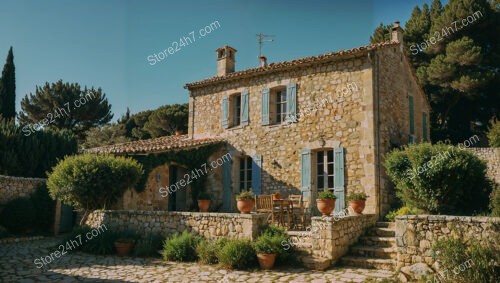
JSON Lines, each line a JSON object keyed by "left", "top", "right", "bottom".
{"left": 226, "top": 124, "right": 247, "bottom": 131}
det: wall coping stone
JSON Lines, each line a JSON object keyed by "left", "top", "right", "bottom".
{"left": 311, "top": 214, "right": 376, "bottom": 223}
{"left": 93, "top": 210, "right": 267, "bottom": 219}
{"left": 396, "top": 214, "right": 500, "bottom": 223}
{"left": 0, "top": 175, "right": 46, "bottom": 182}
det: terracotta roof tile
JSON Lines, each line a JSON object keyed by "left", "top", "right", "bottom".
{"left": 85, "top": 135, "right": 223, "bottom": 154}
{"left": 184, "top": 41, "right": 400, "bottom": 89}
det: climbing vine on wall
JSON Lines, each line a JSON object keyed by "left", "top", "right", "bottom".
{"left": 130, "top": 143, "right": 223, "bottom": 208}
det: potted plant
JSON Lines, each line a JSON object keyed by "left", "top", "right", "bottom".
{"left": 236, "top": 191, "right": 255, "bottom": 214}
{"left": 197, "top": 192, "right": 211, "bottom": 212}
{"left": 272, "top": 192, "right": 283, "bottom": 200}
{"left": 253, "top": 235, "right": 277, "bottom": 270}
{"left": 347, "top": 191, "right": 368, "bottom": 214}
{"left": 316, "top": 191, "right": 337, "bottom": 216}
{"left": 114, "top": 238, "right": 135, "bottom": 256}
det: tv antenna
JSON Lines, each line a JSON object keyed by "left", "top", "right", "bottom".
{"left": 257, "top": 33, "right": 275, "bottom": 58}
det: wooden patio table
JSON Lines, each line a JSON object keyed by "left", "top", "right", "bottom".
{"left": 272, "top": 199, "right": 294, "bottom": 228}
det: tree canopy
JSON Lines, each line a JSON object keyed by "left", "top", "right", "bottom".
{"left": 0, "top": 47, "right": 16, "bottom": 120}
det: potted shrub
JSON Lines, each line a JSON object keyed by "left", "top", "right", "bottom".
{"left": 197, "top": 192, "right": 211, "bottom": 212}
{"left": 347, "top": 191, "right": 367, "bottom": 214}
{"left": 114, "top": 238, "right": 135, "bottom": 256}
{"left": 236, "top": 191, "right": 255, "bottom": 214}
{"left": 316, "top": 191, "right": 337, "bottom": 216}
{"left": 253, "top": 235, "right": 277, "bottom": 270}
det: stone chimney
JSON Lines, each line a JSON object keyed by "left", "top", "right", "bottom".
{"left": 391, "top": 21, "right": 404, "bottom": 44}
{"left": 259, "top": 56, "right": 267, "bottom": 67}
{"left": 216, "top": 46, "right": 236, "bottom": 76}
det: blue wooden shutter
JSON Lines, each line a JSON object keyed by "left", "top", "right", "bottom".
{"left": 286, "top": 82, "right": 297, "bottom": 122}
{"left": 423, "top": 112, "right": 428, "bottom": 142}
{"left": 333, "top": 147, "right": 345, "bottom": 212}
{"left": 251, "top": 155, "right": 262, "bottom": 195}
{"left": 409, "top": 96, "right": 414, "bottom": 135}
{"left": 261, "top": 88, "right": 270, "bottom": 125}
{"left": 241, "top": 90, "right": 249, "bottom": 126}
{"left": 222, "top": 156, "right": 232, "bottom": 212}
{"left": 300, "top": 149, "right": 311, "bottom": 198}
{"left": 222, "top": 96, "right": 229, "bottom": 129}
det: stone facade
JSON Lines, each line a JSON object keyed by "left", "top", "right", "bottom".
{"left": 395, "top": 215, "right": 500, "bottom": 268}
{"left": 311, "top": 214, "right": 377, "bottom": 263}
{"left": 186, "top": 43, "right": 430, "bottom": 217}
{"left": 85, "top": 210, "right": 268, "bottom": 240}
{"left": 467, "top": 147, "right": 500, "bottom": 185}
{"left": 0, "top": 175, "right": 45, "bottom": 207}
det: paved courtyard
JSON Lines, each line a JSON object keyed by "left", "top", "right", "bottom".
{"left": 0, "top": 237, "right": 395, "bottom": 283}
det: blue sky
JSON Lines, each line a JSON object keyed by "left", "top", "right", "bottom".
{"left": 0, "top": 0, "right": 438, "bottom": 121}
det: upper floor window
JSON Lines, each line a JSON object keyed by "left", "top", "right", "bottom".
{"left": 222, "top": 90, "right": 249, "bottom": 129}
{"left": 261, "top": 82, "right": 297, "bottom": 126}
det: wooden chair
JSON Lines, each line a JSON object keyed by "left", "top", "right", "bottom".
{"left": 290, "top": 194, "right": 305, "bottom": 229}
{"left": 255, "top": 195, "right": 275, "bottom": 224}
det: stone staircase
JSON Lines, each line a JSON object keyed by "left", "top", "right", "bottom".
{"left": 287, "top": 230, "right": 332, "bottom": 270}
{"left": 340, "top": 222, "right": 397, "bottom": 270}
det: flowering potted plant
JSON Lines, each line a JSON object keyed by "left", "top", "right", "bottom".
{"left": 316, "top": 191, "right": 337, "bottom": 216}
{"left": 114, "top": 238, "right": 135, "bottom": 256}
{"left": 236, "top": 191, "right": 255, "bottom": 213}
{"left": 253, "top": 234, "right": 278, "bottom": 269}
{"left": 347, "top": 191, "right": 368, "bottom": 214}
{"left": 197, "top": 192, "right": 211, "bottom": 212}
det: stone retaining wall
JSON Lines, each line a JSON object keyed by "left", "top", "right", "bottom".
{"left": 0, "top": 175, "right": 45, "bottom": 206}
{"left": 85, "top": 210, "right": 269, "bottom": 240}
{"left": 395, "top": 215, "right": 500, "bottom": 268}
{"left": 467, "top": 147, "right": 500, "bottom": 184}
{"left": 311, "top": 214, "right": 377, "bottom": 263}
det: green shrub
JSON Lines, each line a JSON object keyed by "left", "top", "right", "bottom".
{"left": 253, "top": 234, "right": 279, "bottom": 254}
{"left": 346, "top": 191, "right": 368, "bottom": 201}
{"left": 80, "top": 228, "right": 118, "bottom": 255}
{"left": 133, "top": 233, "right": 164, "bottom": 257}
{"left": 432, "top": 238, "right": 499, "bottom": 283}
{"left": 0, "top": 118, "right": 77, "bottom": 178}
{"left": 0, "top": 225, "right": 8, "bottom": 238}
{"left": 317, "top": 191, "right": 337, "bottom": 199}
{"left": 261, "top": 225, "right": 286, "bottom": 237}
{"left": 217, "top": 239, "right": 256, "bottom": 269}
{"left": 0, "top": 198, "right": 37, "bottom": 233}
{"left": 385, "top": 143, "right": 493, "bottom": 215}
{"left": 385, "top": 206, "right": 422, "bottom": 222}
{"left": 30, "top": 183, "right": 55, "bottom": 232}
{"left": 259, "top": 225, "right": 295, "bottom": 265}
{"left": 162, "top": 231, "right": 201, "bottom": 262}
{"left": 486, "top": 119, "right": 500, "bottom": 147}
{"left": 47, "top": 154, "right": 143, "bottom": 213}
{"left": 196, "top": 237, "right": 228, "bottom": 264}
{"left": 236, "top": 191, "right": 254, "bottom": 200}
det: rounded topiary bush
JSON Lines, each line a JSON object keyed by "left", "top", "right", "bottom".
{"left": 47, "top": 154, "right": 143, "bottom": 213}
{"left": 217, "top": 239, "right": 256, "bottom": 269}
{"left": 0, "top": 198, "right": 37, "bottom": 233}
{"left": 385, "top": 143, "right": 493, "bottom": 215}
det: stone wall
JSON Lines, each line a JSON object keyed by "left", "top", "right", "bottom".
{"left": 311, "top": 214, "right": 377, "bottom": 263}
{"left": 467, "top": 147, "right": 500, "bottom": 185}
{"left": 395, "top": 215, "right": 500, "bottom": 268}
{"left": 85, "top": 210, "right": 268, "bottom": 240}
{"left": 0, "top": 175, "right": 45, "bottom": 206}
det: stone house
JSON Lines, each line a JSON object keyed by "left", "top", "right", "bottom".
{"left": 88, "top": 22, "right": 430, "bottom": 218}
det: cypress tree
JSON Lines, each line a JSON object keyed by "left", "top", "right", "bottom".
{"left": 0, "top": 47, "right": 16, "bottom": 120}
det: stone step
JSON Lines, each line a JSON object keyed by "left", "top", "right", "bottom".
{"left": 366, "top": 227, "right": 395, "bottom": 237}
{"left": 300, "top": 255, "right": 331, "bottom": 271}
{"left": 340, "top": 256, "right": 395, "bottom": 270}
{"left": 349, "top": 246, "right": 397, "bottom": 259}
{"left": 375, "top": 222, "right": 395, "bottom": 229}
{"left": 358, "top": 236, "right": 396, "bottom": 247}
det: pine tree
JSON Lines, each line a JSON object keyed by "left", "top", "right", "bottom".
{"left": 370, "top": 23, "right": 392, "bottom": 44}
{"left": 0, "top": 47, "right": 16, "bottom": 120}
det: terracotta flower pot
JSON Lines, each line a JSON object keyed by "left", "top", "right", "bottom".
{"left": 197, "top": 200, "right": 210, "bottom": 212}
{"left": 114, "top": 242, "right": 134, "bottom": 257}
{"left": 349, "top": 200, "right": 366, "bottom": 214}
{"left": 272, "top": 193, "right": 283, "bottom": 200}
{"left": 257, "top": 253, "right": 276, "bottom": 270}
{"left": 316, "top": 199, "right": 335, "bottom": 216}
{"left": 237, "top": 199, "right": 255, "bottom": 214}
